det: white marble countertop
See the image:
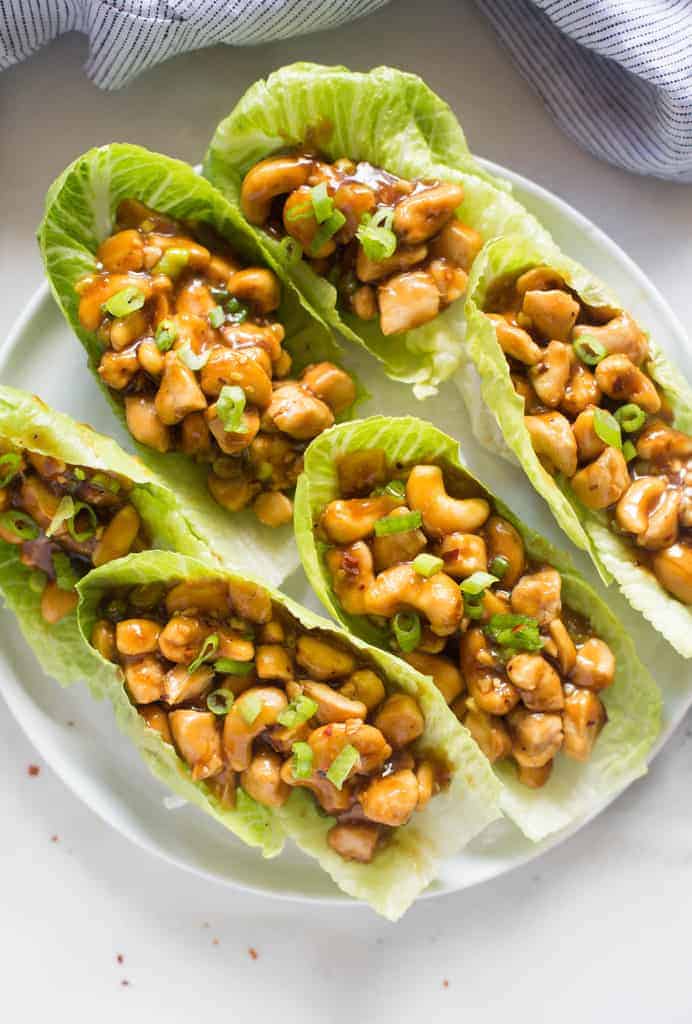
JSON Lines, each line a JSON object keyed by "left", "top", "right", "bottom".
{"left": 2, "top": 2, "right": 692, "bottom": 1020}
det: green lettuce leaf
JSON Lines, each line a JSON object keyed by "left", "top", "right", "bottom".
{"left": 77, "top": 549, "right": 501, "bottom": 919}
{"left": 464, "top": 234, "right": 692, "bottom": 658}
{"left": 0, "top": 385, "right": 212, "bottom": 689}
{"left": 38, "top": 142, "right": 346, "bottom": 586}
{"left": 294, "top": 415, "right": 661, "bottom": 841}
{"left": 204, "top": 62, "right": 552, "bottom": 397}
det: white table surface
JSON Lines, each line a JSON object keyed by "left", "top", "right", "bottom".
{"left": 2, "top": 2, "right": 692, "bottom": 1020}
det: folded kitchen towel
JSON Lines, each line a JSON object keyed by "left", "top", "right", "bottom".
{"left": 475, "top": 0, "right": 692, "bottom": 183}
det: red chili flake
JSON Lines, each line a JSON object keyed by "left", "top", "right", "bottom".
{"left": 442, "top": 979, "right": 449, "bottom": 989}
{"left": 248, "top": 947, "right": 259, "bottom": 961}
{"left": 50, "top": 835, "right": 59, "bottom": 843}
{"left": 324, "top": 725, "right": 333, "bottom": 737}
{"left": 27, "top": 764, "right": 40, "bottom": 776}
{"left": 441, "top": 548, "right": 460, "bottom": 562}
{"left": 116, "top": 954, "right": 124, "bottom": 965}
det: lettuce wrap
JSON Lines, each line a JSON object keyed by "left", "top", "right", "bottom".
{"left": 204, "top": 62, "right": 552, "bottom": 397}
{"left": 464, "top": 234, "right": 692, "bottom": 658}
{"left": 0, "top": 385, "right": 212, "bottom": 690}
{"left": 294, "top": 415, "right": 661, "bottom": 840}
{"left": 77, "top": 549, "right": 501, "bottom": 919}
{"left": 38, "top": 142, "right": 347, "bottom": 586}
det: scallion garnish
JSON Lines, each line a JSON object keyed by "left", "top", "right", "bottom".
{"left": 28, "top": 570, "right": 47, "bottom": 594}
{"left": 392, "top": 610, "right": 421, "bottom": 653}
{"left": 210, "top": 286, "right": 231, "bottom": 304}
{"left": 374, "top": 510, "right": 422, "bottom": 536}
{"left": 309, "top": 209, "right": 346, "bottom": 256}
{"left": 0, "top": 452, "right": 21, "bottom": 487}
{"left": 216, "top": 385, "right": 247, "bottom": 434}
{"left": 102, "top": 286, "right": 146, "bottom": 319}
{"left": 593, "top": 407, "right": 622, "bottom": 450}
{"left": 291, "top": 741, "right": 314, "bottom": 780}
{"left": 67, "top": 501, "right": 98, "bottom": 542}
{"left": 208, "top": 305, "right": 226, "bottom": 329}
{"left": 573, "top": 335, "right": 607, "bottom": 366}
{"left": 277, "top": 695, "right": 318, "bottom": 729}
{"left": 485, "top": 613, "right": 543, "bottom": 652}
{"left": 177, "top": 343, "right": 209, "bottom": 371}
{"left": 464, "top": 599, "right": 484, "bottom": 620}
{"left": 153, "top": 248, "right": 189, "bottom": 279}
{"left": 155, "top": 319, "right": 178, "bottom": 352}
{"left": 52, "top": 551, "right": 78, "bottom": 592}
{"left": 623, "top": 440, "right": 637, "bottom": 462}
{"left": 90, "top": 472, "right": 121, "bottom": 494}
{"left": 207, "top": 688, "right": 235, "bottom": 716}
{"left": 0, "top": 509, "right": 39, "bottom": 541}
{"left": 73, "top": 468, "right": 86, "bottom": 481}
{"left": 460, "top": 571, "right": 499, "bottom": 596}
{"left": 239, "top": 692, "right": 263, "bottom": 726}
{"left": 284, "top": 201, "right": 313, "bottom": 223}
{"left": 326, "top": 744, "right": 359, "bottom": 790}
{"left": 614, "top": 403, "right": 647, "bottom": 433}
{"left": 412, "top": 553, "right": 444, "bottom": 578}
{"left": 188, "top": 633, "right": 219, "bottom": 674}
{"left": 214, "top": 657, "right": 254, "bottom": 676}
{"left": 372, "top": 479, "right": 406, "bottom": 499}
{"left": 310, "top": 182, "right": 334, "bottom": 223}
{"left": 279, "top": 236, "right": 303, "bottom": 265}
{"left": 489, "top": 555, "right": 510, "bottom": 579}
{"left": 46, "top": 495, "right": 75, "bottom": 538}
{"left": 356, "top": 207, "right": 397, "bottom": 262}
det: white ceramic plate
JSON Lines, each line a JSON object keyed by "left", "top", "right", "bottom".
{"left": 1, "top": 159, "right": 689, "bottom": 907}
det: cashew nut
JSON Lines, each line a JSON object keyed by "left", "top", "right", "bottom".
{"left": 300, "top": 680, "right": 367, "bottom": 724}
{"left": 562, "top": 685, "right": 606, "bottom": 762}
{"left": 406, "top": 464, "right": 490, "bottom": 537}
{"left": 365, "top": 563, "right": 463, "bottom": 637}
{"left": 572, "top": 406, "right": 606, "bottom": 463}
{"left": 240, "top": 156, "right": 312, "bottom": 224}
{"left": 636, "top": 420, "right": 692, "bottom": 462}
{"left": 571, "top": 446, "right": 630, "bottom": 510}
{"left": 125, "top": 395, "right": 171, "bottom": 453}
{"left": 320, "top": 495, "right": 404, "bottom": 544}
{"left": 651, "top": 543, "right": 692, "bottom": 604}
{"left": 299, "top": 362, "right": 356, "bottom": 414}
{"left": 169, "top": 709, "right": 224, "bottom": 780}
{"left": 595, "top": 354, "right": 661, "bottom": 413}
{"left": 483, "top": 515, "right": 526, "bottom": 587}
{"left": 325, "top": 542, "right": 374, "bottom": 616}
{"left": 392, "top": 182, "right": 464, "bottom": 245}
{"left": 241, "top": 750, "right": 290, "bottom": 808}
{"left": 573, "top": 312, "right": 649, "bottom": 366}
{"left": 403, "top": 650, "right": 464, "bottom": 704}
{"left": 487, "top": 314, "right": 543, "bottom": 365}
{"left": 295, "top": 635, "right": 355, "bottom": 681}
{"left": 529, "top": 341, "right": 572, "bottom": 407}
{"left": 228, "top": 268, "right": 280, "bottom": 314}
{"left": 525, "top": 411, "right": 578, "bottom": 477}
{"left": 222, "top": 686, "right": 288, "bottom": 771}
{"left": 355, "top": 244, "right": 428, "bottom": 283}
{"left": 520, "top": 288, "right": 579, "bottom": 341}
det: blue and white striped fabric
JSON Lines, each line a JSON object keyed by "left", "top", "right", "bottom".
{"left": 476, "top": 0, "right": 692, "bottom": 182}
{"left": 1, "top": 1, "right": 691, "bottom": 182}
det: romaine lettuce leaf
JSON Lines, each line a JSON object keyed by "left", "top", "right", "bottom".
{"left": 0, "top": 385, "right": 210, "bottom": 689}
{"left": 78, "top": 549, "right": 501, "bottom": 919}
{"left": 294, "top": 414, "right": 661, "bottom": 841}
{"left": 204, "top": 62, "right": 552, "bottom": 397}
{"left": 38, "top": 142, "right": 345, "bottom": 586}
{"left": 464, "top": 234, "right": 692, "bottom": 657}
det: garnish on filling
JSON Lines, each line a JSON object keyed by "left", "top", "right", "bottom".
{"left": 0, "top": 449, "right": 146, "bottom": 624}
{"left": 240, "top": 154, "right": 483, "bottom": 336}
{"left": 75, "top": 199, "right": 356, "bottom": 527}
{"left": 91, "top": 576, "right": 448, "bottom": 864}
{"left": 319, "top": 450, "right": 615, "bottom": 788}
{"left": 482, "top": 265, "right": 692, "bottom": 606}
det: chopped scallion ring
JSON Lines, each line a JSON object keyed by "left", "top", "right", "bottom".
{"left": 188, "top": 633, "right": 219, "bottom": 674}
{"left": 155, "top": 319, "right": 178, "bottom": 352}
{"left": 279, "top": 236, "right": 303, "bottom": 265}
{"left": 103, "top": 286, "right": 146, "bottom": 319}
{"left": 310, "top": 182, "right": 334, "bottom": 223}
{"left": 0, "top": 509, "right": 39, "bottom": 540}
{"left": 208, "top": 305, "right": 226, "bottom": 329}
{"left": 326, "top": 744, "right": 359, "bottom": 790}
{"left": 614, "top": 403, "right": 647, "bottom": 433}
{"left": 214, "top": 657, "right": 254, "bottom": 676}
{"left": 485, "top": 613, "right": 543, "bottom": 652}
{"left": 291, "top": 741, "right": 314, "bottom": 779}
{"left": 177, "top": 342, "right": 210, "bottom": 371}
{"left": 0, "top": 452, "right": 21, "bottom": 487}
{"left": 278, "top": 695, "right": 318, "bottom": 729}
{"left": 489, "top": 555, "right": 510, "bottom": 579}
{"left": 73, "top": 468, "right": 86, "bottom": 481}
{"left": 374, "top": 510, "right": 422, "bottom": 536}
{"left": 392, "top": 610, "right": 421, "bottom": 653}
{"left": 622, "top": 440, "right": 637, "bottom": 462}
{"left": 356, "top": 207, "right": 397, "bottom": 262}
{"left": 207, "top": 688, "right": 235, "bottom": 716}
{"left": 573, "top": 335, "right": 607, "bottom": 366}
{"left": 52, "top": 550, "right": 77, "bottom": 592}
{"left": 90, "top": 472, "right": 121, "bottom": 494}
{"left": 216, "top": 385, "right": 247, "bottom": 434}
{"left": 28, "top": 570, "right": 47, "bottom": 594}
{"left": 210, "top": 286, "right": 230, "bottom": 304}
{"left": 460, "top": 571, "right": 498, "bottom": 596}
{"left": 239, "top": 692, "right": 263, "bottom": 725}
{"left": 309, "top": 210, "right": 346, "bottom": 256}
{"left": 67, "top": 501, "right": 98, "bottom": 542}
{"left": 592, "top": 407, "right": 622, "bottom": 449}
{"left": 46, "top": 495, "right": 75, "bottom": 538}
{"left": 153, "top": 248, "right": 189, "bottom": 279}
{"left": 412, "top": 553, "right": 444, "bottom": 578}
{"left": 464, "top": 600, "right": 484, "bottom": 620}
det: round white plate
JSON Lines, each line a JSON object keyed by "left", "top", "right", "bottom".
{"left": 0, "top": 159, "right": 689, "bottom": 907}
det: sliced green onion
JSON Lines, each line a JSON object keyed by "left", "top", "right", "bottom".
{"left": 0, "top": 452, "right": 21, "bottom": 488}
{"left": 460, "top": 571, "right": 498, "bottom": 596}
{"left": 177, "top": 342, "right": 209, "bottom": 371}
{"left": 392, "top": 610, "right": 421, "bottom": 653}
{"left": 412, "top": 553, "right": 444, "bottom": 578}
{"left": 155, "top": 319, "right": 178, "bottom": 352}
{"left": 90, "top": 472, "right": 120, "bottom": 494}
{"left": 326, "top": 744, "right": 359, "bottom": 790}
{"left": 489, "top": 555, "right": 510, "bottom": 579}
{"left": 29, "top": 570, "right": 47, "bottom": 593}
{"left": 309, "top": 209, "right": 346, "bottom": 256}
{"left": 291, "top": 741, "right": 314, "bottom": 780}
{"left": 277, "top": 695, "right": 318, "bottom": 729}
{"left": 356, "top": 208, "right": 398, "bottom": 263}
{"left": 225, "top": 304, "right": 248, "bottom": 325}
{"left": 593, "top": 407, "right": 622, "bottom": 450}
{"left": 103, "top": 286, "right": 146, "bottom": 319}
{"left": 207, "top": 688, "right": 235, "bottom": 716}
{"left": 46, "top": 495, "right": 75, "bottom": 537}
{"left": 188, "top": 633, "right": 219, "bottom": 674}
{"left": 374, "top": 510, "right": 422, "bottom": 536}
{"left": 129, "top": 582, "right": 165, "bottom": 609}
{"left": 208, "top": 305, "right": 226, "bottom": 329}
{"left": 465, "top": 600, "right": 484, "bottom": 620}
{"left": 284, "top": 201, "right": 313, "bottom": 223}
{"left": 310, "top": 182, "right": 334, "bottom": 223}
{"left": 67, "top": 501, "right": 98, "bottom": 542}
{"left": 485, "top": 614, "right": 543, "bottom": 652}
{"left": 210, "top": 286, "right": 230, "bottom": 304}
{"left": 623, "top": 440, "right": 637, "bottom": 462}
{"left": 52, "top": 551, "right": 77, "bottom": 592}
{"left": 73, "top": 468, "right": 86, "bottom": 481}
{"left": 239, "top": 692, "right": 263, "bottom": 725}
{"left": 279, "top": 236, "right": 303, "bottom": 265}
{"left": 614, "top": 403, "right": 647, "bottom": 433}
{"left": 216, "top": 385, "right": 247, "bottom": 434}
{"left": 0, "top": 509, "right": 39, "bottom": 540}
{"left": 371, "top": 479, "right": 406, "bottom": 499}
{"left": 573, "top": 334, "right": 607, "bottom": 366}
{"left": 214, "top": 657, "right": 254, "bottom": 676}
{"left": 153, "top": 248, "right": 189, "bottom": 279}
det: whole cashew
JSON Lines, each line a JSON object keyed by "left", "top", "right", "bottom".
{"left": 524, "top": 411, "right": 578, "bottom": 477}
{"left": 364, "top": 563, "right": 463, "bottom": 636}
{"left": 406, "top": 464, "right": 490, "bottom": 537}
{"left": 595, "top": 354, "right": 661, "bottom": 414}
{"left": 573, "top": 312, "right": 649, "bottom": 366}
{"left": 240, "top": 156, "right": 312, "bottom": 224}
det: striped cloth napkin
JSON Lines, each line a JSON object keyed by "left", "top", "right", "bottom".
{"left": 1, "top": 0, "right": 690, "bottom": 181}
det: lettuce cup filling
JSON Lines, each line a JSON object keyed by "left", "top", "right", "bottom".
{"left": 39, "top": 143, "right": 355, "bottom": 584}
{"left": 78, "top": 550, "right": 501, "bottom": 919}
{"left": 204, "top": 62, "right": 551, "bottom": 396}
{"left": 465, "top": 235, "right": 692, "bottom": 657}
{"left": 294, "top": 416, "right": 660, "bottom": 839}
{"left": 0, "top": 386, "right": 210, "bottom": 687}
